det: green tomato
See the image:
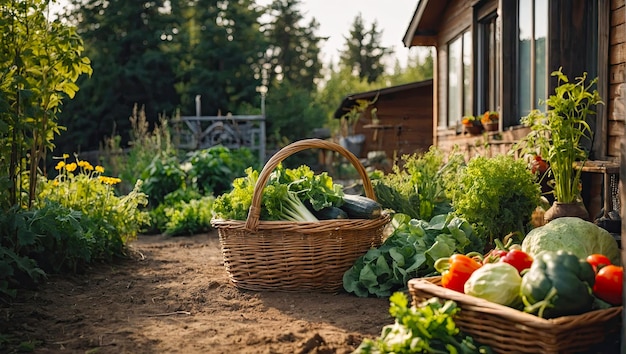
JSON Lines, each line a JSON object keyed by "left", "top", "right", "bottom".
{"left": 464, "top": 262, "right": 522, "bottom": 307}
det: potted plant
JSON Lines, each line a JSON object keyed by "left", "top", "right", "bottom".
{"left": 339, "top": 96, "right": 378, "bottom": 157}
{"left": 514, "top": 68, "right": 603, "bottom": 222}
{"left": 481, "top": 111, "right": 499, "bottom": 131}
{"left": 462, "top": 115, "right": 483, "bottom": 135}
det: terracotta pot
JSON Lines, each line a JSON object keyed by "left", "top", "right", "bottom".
{"left": 543, "top": 202, "right": 590, "bottom": 223}
{"left": 464, "top": 125, "right": 483, "bottom": 135}
{"left": 484, "top": 122, "right": 498, "bottom": 131}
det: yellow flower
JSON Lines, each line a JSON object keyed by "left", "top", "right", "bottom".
{"left": 84, "top": 163, "right": 94, "bottom": 171}
{"left": 65, "top": 162, "right": 77, "bottom": 172}
{"left": 99, "top": 176, "right": 121, "bottom": 185}
{"left": 53, "top": 180, "right": 59, "bottom": 187}
{"left": 55, "top": 161, "right": 66, "bottom": 170}
{"left": 62, "top": 153, "right": 69, "bottom": 159}
{"left": 95, "top": 165, "right": 105, "bottom": 173}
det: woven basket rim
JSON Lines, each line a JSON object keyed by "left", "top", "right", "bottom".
{"left": 211, "top": 213, "right": 390, "bottom": 232}
{"left": 408, "top": 276, "right": 623, "bottom": 329}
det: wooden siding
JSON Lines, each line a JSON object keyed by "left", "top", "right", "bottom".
{"left": 352, "top": 85, "right": 434, "bottom": 165}
{"left": 608, "top": 0, "right": 626, "bottom": 158}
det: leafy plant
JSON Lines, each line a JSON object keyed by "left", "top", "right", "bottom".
{"left": 163, "top": 195, "right": 215, "bottom": 236}
{"left": 343, "top": 213, "right": 484, "bottom": 298}
{"left": 444, "top": 155, "right": 541, "bottom": 246}
{"left": 371, "top": 147, "right": 465, "bottom": 220}
{"left": 0, "top": 0, "right": 92, "bottom": 209}
{"left": 185, "top": 145, "right": 258, "bottom": 196}
{"left": 140, "top": 154, "right": 186, "bottom": 206}
{"left": 354, "top": 293, "right": 492, "bottom": 353}
{"left": 38, "top": 155, "right": 149, "bottom": 260}
{"left": 514, "top": 68, "right": 603, "bottom": 204}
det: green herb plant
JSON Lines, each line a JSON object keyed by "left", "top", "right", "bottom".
{"left": 444, "top": 155, "right": 540, "bottom": 247}
{"left": 354, "top": 293, "right": 492, "bottom": 353}
{"left": 514, "top": 68, "right": 603, "bottom": 204}
{"left": 163, "top": 195, "right": 215, "bottom": 236}
{"left": 372, "top": 146, "right": 465, "bottom": 220}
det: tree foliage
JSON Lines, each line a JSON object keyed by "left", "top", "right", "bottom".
{"left": 339, "top": 13, "right": 392, "bottom": 84}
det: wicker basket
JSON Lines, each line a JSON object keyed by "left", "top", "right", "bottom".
{"left": 408, "top": 276, "right": 623, "bottom": 354}
{"left": 211, "top": 139, "right": 389, "bottom": 292}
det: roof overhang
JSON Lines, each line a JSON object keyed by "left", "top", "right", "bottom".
{"left": 402, "top": 0, "right": 450, "bottom": 47}
{"left": 333, "top": 79, "right": 434, "bottom": 119}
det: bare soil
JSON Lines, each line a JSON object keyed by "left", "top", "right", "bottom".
{"left": 1, "top": 231, "right": 391, "bottom": 354}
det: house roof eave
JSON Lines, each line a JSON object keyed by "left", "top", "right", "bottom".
{"left": 333, "top": 79, "right": 434, "bottom": 119}
{"left": 402, "top": 0, "right": 450, "bottom": 48}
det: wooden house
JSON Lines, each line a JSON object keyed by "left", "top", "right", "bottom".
{"left": 402, "top": 0, "right": 626, "bottom": 220}
{"left": 333, "top": 80, "right": 434, "bottom": 167}
{"left": 402, "top": 0, "right": 624, "bottom": 161}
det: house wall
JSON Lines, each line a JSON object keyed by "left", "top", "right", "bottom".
{"left": 352, "top": 85, "right": 434, "bottom": 167}
{"left": 608, "top": 0, "right": 626, "bottom": 158}
{"left": 431, "top": 0, "right": 625, "bottom": 163}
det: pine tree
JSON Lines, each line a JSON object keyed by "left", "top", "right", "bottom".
{"left": 339, "top": 13, "right": 392, "bottom": 83}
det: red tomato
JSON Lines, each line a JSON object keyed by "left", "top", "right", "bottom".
{"left": 586, "top": 254, "right": 612, "bottom": 272}
{"left": 500, "top": 249, "right": 533, "bottom": 273}
{"left": 482, "top": 249, "right": 508, "bottom": 265}
{"left": 531, "top": 155, "right": 548, "bottom": 174}
{"left": 593, "top": 265, "right": 623, "bottom": 305}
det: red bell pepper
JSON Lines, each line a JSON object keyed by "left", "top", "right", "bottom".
{"left": 434, "top": 254, "right": 482, "bottom": 293}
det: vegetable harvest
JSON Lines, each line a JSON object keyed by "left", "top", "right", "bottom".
{"left": 464, "top": 262, "right": 522, "bottom": 307}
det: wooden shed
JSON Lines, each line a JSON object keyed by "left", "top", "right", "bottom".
{"left": 333, "top": 79, "right": 434, "bottom": 166}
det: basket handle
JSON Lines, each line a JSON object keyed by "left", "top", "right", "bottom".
{"left": 245, "top": 138, "right": 377, "bottom": 231}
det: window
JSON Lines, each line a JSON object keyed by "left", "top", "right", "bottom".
{"left": 446, "top": 30, "right": 472, "bottom": 127}
{"left": 477, "top": 12, "right": 500, "bottom": 116}
{"left": 518, "top": 0, "right": 548, "bottom": 121}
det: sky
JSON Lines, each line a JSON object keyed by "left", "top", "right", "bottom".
{"left": 294, "top": 0, "right": 419, "bottom": 68}
{"left": 50, "top": 0, "right": 420, "bottom": 68}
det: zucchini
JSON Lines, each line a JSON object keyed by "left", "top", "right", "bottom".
{"left": 340, "top": 194, "right": 382, "bottom": 219}
{"left": 313, "top": 206, "right": 349, "bottom": 220}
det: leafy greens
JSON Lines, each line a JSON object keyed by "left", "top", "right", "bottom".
{"left": 343, "top": 213, "right": 485, "bottom": 298}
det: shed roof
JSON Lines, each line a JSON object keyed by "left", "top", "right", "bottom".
{"left": 333, "top": 79, "right": 433, "bottom": 119}
{"left": 402, "top": 0, "right": 449, "bottom": 47}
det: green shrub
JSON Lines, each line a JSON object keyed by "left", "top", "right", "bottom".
{"left": 185, "top": 145, "right": 258, "bottom": 196}
{"left": 163, "top": 195, "right": 215, "bottom": 236}
{"left": 140, "top": 154, "right": 186, "bottom": 206}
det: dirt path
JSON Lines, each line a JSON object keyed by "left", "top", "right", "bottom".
{"left": 1, "top": 231, "right": 391, "bottom": 354}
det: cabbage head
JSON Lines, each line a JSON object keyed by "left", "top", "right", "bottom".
{"left": 464, "top": 262, "right": 522, "bottom": 307}
{"left": 521, "top": 217, "right": 621, "bottom": 265}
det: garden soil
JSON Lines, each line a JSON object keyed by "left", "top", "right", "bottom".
{"left": 1, "top": 231, "right": 392, "bottom": 354}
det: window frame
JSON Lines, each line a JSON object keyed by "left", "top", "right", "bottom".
{"left": 445, "top": 29, "right": 472, "bottom": 128}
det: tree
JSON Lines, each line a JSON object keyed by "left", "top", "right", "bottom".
{"left": 339, "top": 13, "right": 392, "bottom": 84}
{"left": 58, "top": 0, "right": 178, "bottom": 154}
{"left": 263, "top": 0, "right": 325, "bottom": 91}
{"left": 169, "top": 0, "right": 267, "bottom": 117}
{"left": 388, "top": 48, "right": 434, "bottom": 86}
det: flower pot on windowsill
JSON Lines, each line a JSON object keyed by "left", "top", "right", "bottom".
{"left": 464, "top": 125, "right": 483, "bottom": 135}
{"left": 483, "top": 122, "right": 498, "bottom": 131}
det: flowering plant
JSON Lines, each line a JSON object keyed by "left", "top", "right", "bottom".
{"left": 481, "top": 111, "right": 499, "bottom": 125}
{"left": 462, "top": 115, "right": 481, "bottom": 127}
{"left": 37, "top": 154, "right": 149, "bottom": 259}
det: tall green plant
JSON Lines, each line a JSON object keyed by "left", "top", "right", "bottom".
{"left": 0, "top": 0, "right": 92, "bottom": 209}
{"left": 515, "top": 69, "right": 603, "bottom": 204}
